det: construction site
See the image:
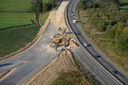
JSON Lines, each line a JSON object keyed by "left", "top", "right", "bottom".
{"left": 50, "top": 27, "right": 78, "bottom": 51}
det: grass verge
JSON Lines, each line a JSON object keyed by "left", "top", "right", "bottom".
{"left": 73, "top": 55, "right": 101, "bottom": 85}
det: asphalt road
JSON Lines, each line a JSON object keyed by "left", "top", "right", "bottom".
{"left": 66, "top": 0, "right": 128, "bottom": 85}
{"left": 0, "top": 22, "right": 59, "bottom": 85}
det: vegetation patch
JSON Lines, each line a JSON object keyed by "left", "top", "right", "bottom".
{"left": 0, "top": 25, "right": 40, "bottom": 58}
{"left": 52, "top": 70, "right": 92, "bottom": 85}
{"left": 76, "top": 0, "right": 128, "bottom": 74}
{"left": 120, "top": 0, "right": 128, "bottom": 10}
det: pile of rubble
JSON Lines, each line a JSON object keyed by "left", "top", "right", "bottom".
{"left": 50, "top": 27, "right": 78, "bottom": 51}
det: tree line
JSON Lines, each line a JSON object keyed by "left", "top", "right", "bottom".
{"left": 30, "top": 0, "right": 61, "bottom": 25}
{"left": 77, "top": 0, "right": 128, "bottom": 56}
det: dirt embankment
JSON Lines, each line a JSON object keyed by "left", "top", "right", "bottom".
{"left": 24, "top": 51, "right": 77, "bottom": 85}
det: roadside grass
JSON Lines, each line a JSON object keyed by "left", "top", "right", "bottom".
{"left": 73, "top": 55, "right": 101, "bottom": 85}
{"left": 119, "top": 0, "right": 128, "bottom": 10}
{"left": 77, "top": 10, "right": 128, "bottom": 75}
{"left": 0, "top": 25, "right": 40, "bottom": 58}
{"left": 0, "top": 13, "right": 34, "bottom": 29}
{"left": 52, "top": 70, "right": 92, "bottom": 85}
{"left": 39, "top": 11, "right": 50, "bottom": 25}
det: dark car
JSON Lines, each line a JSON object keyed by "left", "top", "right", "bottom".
{"left": 93, "top": 55, "right": 101, "bottom": 58}
{"left": 110, "top": 70, "right": 118, "bottom": 74}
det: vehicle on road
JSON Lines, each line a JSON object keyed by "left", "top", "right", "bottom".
{"left": 110, "top": 70, "right": 118, "bottom": 74}
{"left": 84, "top": 43, "right": 88, "bottom": 47}
{"left": 73, "top": 19, "right": 77, "bottom": 23}
{"left": 93, "top": 55, "right": 101, "bottom": 58}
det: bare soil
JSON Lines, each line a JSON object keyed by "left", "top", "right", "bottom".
{"left": 24, "top": 51, "right": 77, "bottom": 85}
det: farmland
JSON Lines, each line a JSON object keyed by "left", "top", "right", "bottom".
{"left": 0, "top": 12, "right": 49, "bottom": 29}
{"left": 0, "top": 0, "right": 31, "bottom": 13}
{"left": 0, "top": 0, "right": 48, "bottom": 12}
{"left": 0, "top": 0, "right": 50, "bottom": 57}
{"left": 0, "top": 25, "right": 40, "bottom": 58}
{"left": 0, "top": 13, "right": 34, "bottom": 29}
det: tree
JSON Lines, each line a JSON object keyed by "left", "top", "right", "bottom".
{"left": 116, "top": 33, "right": 128, "bottom": 55}
{"left": 30, "top": 0, "right": 43, "bottom": 25}
{"left": 123, "top": 27, "right": 128, "bottom": 33}
{"left": 105, "top": 28, "right": 116, "bottom": 39}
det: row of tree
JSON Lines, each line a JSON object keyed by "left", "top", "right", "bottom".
{"left": 77, "top": 0, "right": 128, "bottom": 56}
{"left": 30, "top": 0, "right": 61, "bottom": 25}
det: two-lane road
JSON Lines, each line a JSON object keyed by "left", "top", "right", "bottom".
{"left": 66, "top": 0, "right": 128, "bottom": 85}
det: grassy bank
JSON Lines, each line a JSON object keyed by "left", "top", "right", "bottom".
{"left": 52, "top": 70, "right": 92, "bottom": 85}
{"left": 0, "top": 25, "right": 40, "bottom": 58}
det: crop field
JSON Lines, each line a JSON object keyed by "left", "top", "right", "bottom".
{"left": 120, "top": 0, "right": 128, "bottom": 10}
{"left": 0, "top": 13, "right": 34, "bottom": 29}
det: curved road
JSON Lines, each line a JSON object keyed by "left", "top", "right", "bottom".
{"left": 0, "top": 22, "right": 59, "bottom": 85}
{"left": 66, "top": 0, "right": 128, "bottom": 85}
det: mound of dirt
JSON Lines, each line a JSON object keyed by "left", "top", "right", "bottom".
{"left": 24, "top": 51, "right": 78, "bottom": 85}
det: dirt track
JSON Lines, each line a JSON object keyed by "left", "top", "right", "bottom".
{"left": 24, "top": 51, "right": 77, "bottom": 85}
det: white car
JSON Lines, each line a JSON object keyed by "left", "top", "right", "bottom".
{"left": 84, "top": 43, "right": 88, "bottom": 47}
{"left": 73, "top": 19, "right": 77, "bottom": 23}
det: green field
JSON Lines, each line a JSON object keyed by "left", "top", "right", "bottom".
{"left": 0, "top": 0, "right": 48, "bottom": 12}
{"left": 0, "top": 25, "right": 40, "bottom": 58}
{"left": 0, "top": 12, "right": 49, "bottom": 29}
{"left": 0, "top": 13, "right": 34, "bottom": 29}
{"left": 120, "top": 0, "right": 128, "bottom": 10}
{"left": 0, "top": 11, "right": 49, "bottom": 57}
{"left": 0, "top": 0, "right": 50, "bottom": 57}
{"left": 0, "top": 0, "right": 31, "bottom": 12}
